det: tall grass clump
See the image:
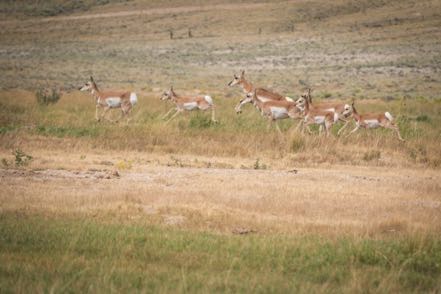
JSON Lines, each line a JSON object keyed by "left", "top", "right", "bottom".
{"left": 35, "top": 88, "right": 61, "bottom": 106}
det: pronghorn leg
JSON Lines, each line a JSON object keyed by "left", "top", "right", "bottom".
{"left": 275, "top": 120, "right": 283, "bottom": 135}
{"left": 294, "top": 119, "right": 303, "bottom": 132}
{"left": 101, "top": 107, "right": 114, "bottom": 122}
{"left": 318, "top": 124, "right": 324, "bottom": 135}
{"left": 346, "top": 125, "right": 360, "bottom": 138}
{"left": 325, "top": 120, "right": 333, "bottom": 137}
{"left": 162, "top": 107, "right": 176, "bottom": 119}
{"left": 211, "top": 105, "right": 218, "bottom": 123}
{"left": 387, "top": 124, "right": 405, "bottom": 141}
{"left": 337, "top": 120, "right": 350, "bottom": 136}
{"left": 166, "top": 109, "right": 183, "bottom": 123}
{"left": 95, "top": 105, "right": 101, "bottom": 121}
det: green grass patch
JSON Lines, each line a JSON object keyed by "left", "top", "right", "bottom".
{"left": 36, "top": 125, "right": 101, "bottom": 138}
{"left": 0, "top": 214, "right": 440, "bottom": 293}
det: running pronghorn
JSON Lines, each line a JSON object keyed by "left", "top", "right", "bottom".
{"left": 296, "top": 95, "right": 338, "bottom": 137}
{"left": 79, "top": 76, "right": 137, "bottom": 122}
{"left": 160, "top": 86, "right": 217, "bottom": 123}
{"left": 345, "top": 102, "right": 405, "bottom": 141}
{"left": 247, "top": 90, "right": 303, "bottom": 134}
{"left": 300, "top": 88, "right": 352, "bottom": 135}
{"left": 228, "top": 70, "right": 294, "bottom": 113}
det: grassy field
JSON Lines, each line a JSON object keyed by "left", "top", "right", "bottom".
{"left": 1, "top": 214, "right": 440, "bottom": 293}
{"left": 1, "top": 0, "right": 441, "bottom": 292}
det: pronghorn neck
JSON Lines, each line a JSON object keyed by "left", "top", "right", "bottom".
{"left": 352, "top": 107, "right": 360, "bottom": 121}
{"left": 169, "top": 90, "right": 180, "bottom": 103}
{"left": 90, "top": 84, "right": 101, "bottom": 102}
{"left": 240, "top": 79, "right": 254, "bottom": 93}
{"left": 303, "top": 99, "right": 310, "bottom": 114}
{"left": 252, "top": 94, "right": 264, "bottom": 109}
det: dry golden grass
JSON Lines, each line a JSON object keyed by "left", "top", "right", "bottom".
{"left": 1, "top": 149, "right": 440, "bottom": 237}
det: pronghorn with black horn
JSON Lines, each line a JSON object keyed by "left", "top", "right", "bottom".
{"left": 300, "top": 88, "right": 352, "bottom": 135}
{"left": 296, "top": 95, "right": 338, "bottom": 137}
{"left": 160, "top": 86, "right": 217, "bottom": 123}
{"left": 345, "top": 101, "right": 405, "bottom": 141}
{"left": 247, "top": 90, "right": 303, "bottom": 134}
{"left": 79, "top": 76, "right": 137, "bottom": 122}
{"left": 228, "top": 70, "right": 294, "bottom": 113}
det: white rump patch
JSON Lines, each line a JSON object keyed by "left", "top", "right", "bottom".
{"left": 183, "top": 102, "right": 198, "bottom": 110}
{"left": 385, "top": 112, "right": 393, "bottom": 122}
{"left": 204, "top": 95, "right": 213, "bottom": 105}
{"left": 105, "top": 97, "right": 122, "bottom": 108}
{"left": 285, "top": 96, "right": 294, "bottom": 102}
{"left": 130, "top": 92, "right": 138, "bottom": 105}
{"left": 365, "top": 119, "right": 380, "bottom": 128}
{"left": 270, "top": 107, "right": 288, "bottom": 119}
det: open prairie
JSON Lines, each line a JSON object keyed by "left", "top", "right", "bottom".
{"left": 1, "top": 0, "right": 441, "bottom": 292}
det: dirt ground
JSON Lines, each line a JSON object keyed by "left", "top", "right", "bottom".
{"left": 1, "top": 150, "right": 440, "bottom": 236}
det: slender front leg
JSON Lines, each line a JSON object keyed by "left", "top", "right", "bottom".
{"left": 346, "top": 125, "right": 360, "bottom": 138}
{"left": 337, "top": 119, "right": 350, "bottom": 136}
{"left": 165, "top": 109, "right": 182, "bottom": 123}
{"left": 100, "top": 106, "right": 113, "bottom": 122}
{"left": 162, "top": 107, "right": 176, "bottom": 119}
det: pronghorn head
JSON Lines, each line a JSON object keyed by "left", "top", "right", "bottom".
{"left": 79, "top": 76, "right": 97, "bottom": 92}
{"left": 296, "top": 96, "right": 307, "bottom": 107}
{"left": 228, "top": 70, "right": 245, "bottom": 87}
{"left": 160, "top": 86, "right": 174, "bottom": 101}
{"left": 301, "top": 88, "right": 312, "bottom": 103}
{"left": 342, "top": 103, "right": 353, "bottom": 118}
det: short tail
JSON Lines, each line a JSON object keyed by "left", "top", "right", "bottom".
{"left": 130, "top": 92, "right": 138, "bottom": 106}
{"left": 285, "top": 96, "right": 294, "bottom": 102}
{"left": 204, "top": 95, "right": 214, "bottom": 105}
{"left": 385, "top": 111, "right": 393, "bottom": 122}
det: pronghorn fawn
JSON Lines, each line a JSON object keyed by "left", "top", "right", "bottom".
{"left": 228, "top": 70, "right": 294, "bottom": 113}
{"left": 79, "top": 76, "right": 137, "bottom": 123}
{"left": 296, "top": 95, "right": 338, "bottom": 137}
{"left": 346, "top": 102, "right": 405, "bottom": 141}
{"left": 301, "top": 88, "right": 352, "bottom": 135}
{"left": 160, "top": 86, "right": 217, "bottom": 123}
{"left": 247, "top": 90, "right": 303, "bottom": 134}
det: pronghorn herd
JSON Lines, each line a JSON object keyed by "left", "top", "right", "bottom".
{"left": 79, "top": 73, "right": 405, "bottom": 141}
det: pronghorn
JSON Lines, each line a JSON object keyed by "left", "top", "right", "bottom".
{"left": 300, "top": 88, "right": 352, "bottom": 135}
{"left": 79, "top": 76, "right": 137, "bottom": 122}
{"left": 160, "top": 86, "right": 217, "bottom": 123}
{"left": 247, "top": 90, "right": 303, "bottom": 134}
{"left": 345, "top": 102, "right": 405, "bottom": 141}
{"left": 227, "top": 70, "right": 294, "bottom": 113}
{"left": 296, "top": 95, "right": 338, "bottom": 137}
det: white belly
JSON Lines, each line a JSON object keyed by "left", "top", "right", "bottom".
{"left": 183, "top": 102, "right": 198, "bottom": 110}
{"left": 314, "top": 115, "right": 325, "bottom": 124}
{"left": 270, "top": 107, "right": 288, "bottom": 119}
{"left": 105, "top": 97, "right": 122, "bottom": 108}
{"left": 364, "top": 119, "right": 380, "bottom": 128}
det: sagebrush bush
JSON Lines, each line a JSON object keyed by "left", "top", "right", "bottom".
{"left": 35, "top": 88, "right": 61, "bottom": 106}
